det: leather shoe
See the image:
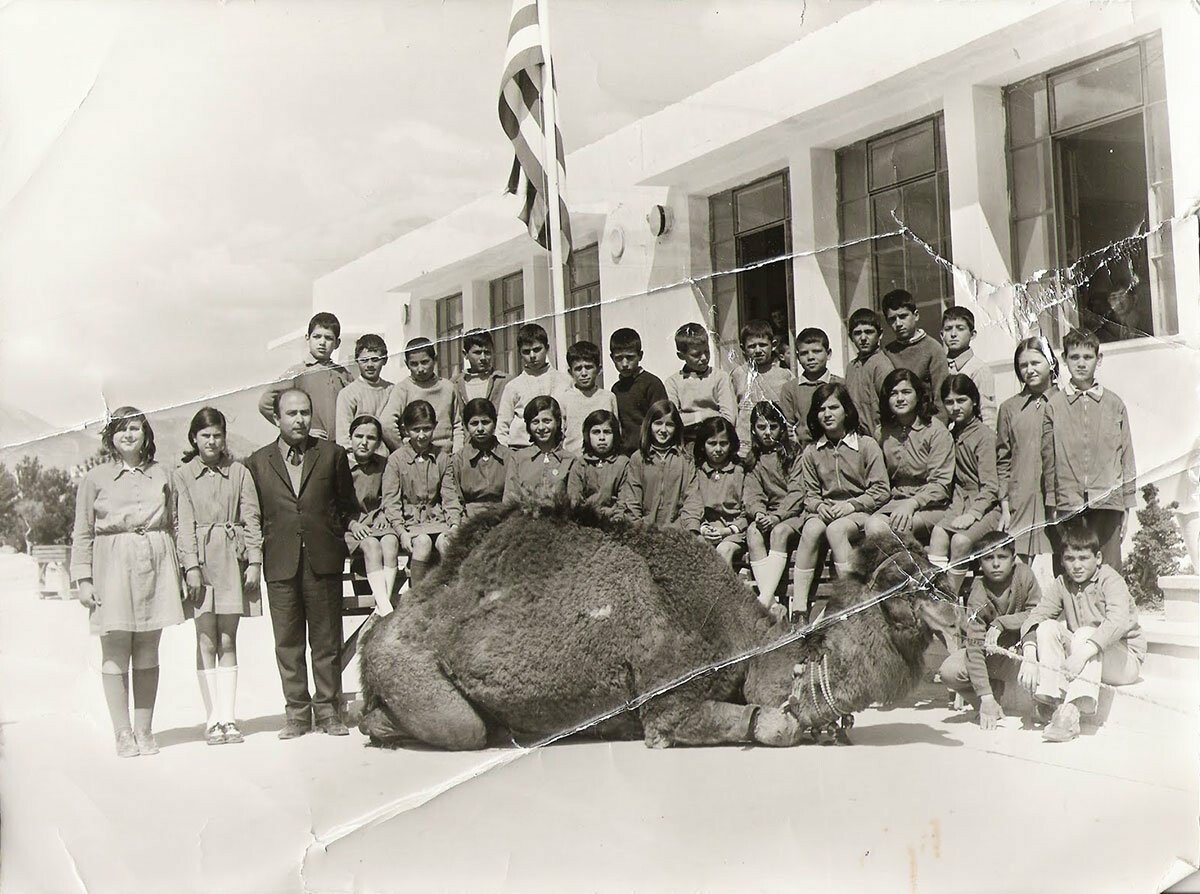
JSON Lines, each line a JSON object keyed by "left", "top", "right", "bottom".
{"left": 278, "top": 718, "right": 312, "bottom": 740}
{"left": 316, "top": 716, "right": 349, "bottom": 736}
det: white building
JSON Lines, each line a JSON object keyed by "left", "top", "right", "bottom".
{"left": 310, "top": 0, "right": 1200, "bottom": 506}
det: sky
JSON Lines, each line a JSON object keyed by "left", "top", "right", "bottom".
{"left": 0, "top": 0, "right": 820, "bottom": 444}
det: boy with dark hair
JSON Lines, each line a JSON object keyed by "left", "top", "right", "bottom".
{"left": 881, "top": 290, "right": 949, "bottom": 406}
{"left": 938, "top": 531, "right": 1042, "bottom": 730}
{"left": 335, "top": 334, "right": 394, "bottom": 451}
{"left": 555, "top": 341, "right": 619, "bottom": 455}
{"left": 778, "top": 327, "right": 842, "bottom": 448}
{"left": 452, "top": 328, "right": 509, "bottom": 414}
{"left": 731, "top": 319, "right": 794, "bottom": 458}
{"left": 663, "top": 322, "right": 737, "bottom": 449}
{"left": 609, "top": 327, "right": 668, "bottom": 455}
{"left": 496, "top": 323, "right": 572, "bottom": 448}
{"left": 844, "top": 308, "right": 895, "bottom": 436}
{"left": 379, "top": 337, "right": 463, "bottom": 454}
{"left": 1041, "top": 327, "right": 1136, "bottom": 569}
{"left": 941, "top": 306, "right": 997, "bottom": 427}
{"left": 259, "top": 311, "right": 354, "bottom": 440}
{"left": 1018, "top": 520, "right": 1145, "bottom": 742}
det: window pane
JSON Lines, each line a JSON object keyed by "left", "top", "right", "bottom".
{"left": 1051, "top": 46, "right": 1142, "bottom": 132}
{"left": 872, "top": 243, "right": 906, "bottom": 297}
{"left": 710, "top": 191, "right": 735, "bottom": 243}
{"left": 900, "top": 178, "right": 939, "bottom": 243}
{"left": 1144, "top": 34, "right": 1166, "bottom": 104}
{"left": 1010, "top": 143, "right": 1052, "bottom": 218}
{"left": 838, "top": 146, "right": 867, "bottom": 200}
{"left": 840, "top": 242, "right": 872, "bottom": 314}
{"left": 872, "top": 190, "right": 902, "bottom": 234}
{"left": 735, "top": 175, "right": 787, "bottom": 232}
{"left": 840, "top": 197, "right": 869, "bottom": 242}
{"left": 569, "top": 244, "right": 600, "bottom": 290}
{"left": 1006, "top": 80, "right": 1049, "bottom": 147}
{"left": 1014, "top": 215, "right": 1051, "bottom": 280}
{"left": 869, "top": 121, "right": 936, "bottom": 190}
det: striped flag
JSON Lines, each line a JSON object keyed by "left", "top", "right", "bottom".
{"left": 499, "top": 0, "right": 572, "bottom": 259}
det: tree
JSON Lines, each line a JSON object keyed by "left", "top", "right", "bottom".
{"left": 13, "top": 456, "right": 77, "bottom": 548}
{"left": 0, "top": 464, "right": 21, "bottom": 549}
{"left": 1124, "top": 483, "right": 1186, "bottom": 608}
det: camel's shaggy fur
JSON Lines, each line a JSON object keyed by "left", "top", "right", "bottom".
{"left": 358, "top": 501, "right": 960, "bottom": 749}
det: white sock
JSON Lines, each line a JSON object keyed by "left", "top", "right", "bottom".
{"left": 759, "top": 550, "right": 789, "bottom": 603}
{"left": 928, "top": 554, "right": 950, "bottom": 571}
{"left": 748, "top": 557, "right": 770, "bottom": 598}
{"left": 216, "top": 666, "right": 238, "bottom": 725}
{"left": 367, "top": 570, "right": 392, "bottom": 615}
{"left": 198, "top": 669, "right": 218, "bottom": 728}
{"left": 792, "top": 567, "right": 817, "bottom": 612}
{"left": 833, "top": 562, "right": 854, "bottom": 578}
{"left": 383, "top": 566, "right": 397, "bottom": 602}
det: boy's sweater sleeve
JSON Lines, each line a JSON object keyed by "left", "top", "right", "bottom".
{"left": 995, "top": 402, "right": 1013, "bottom": 500}
{"left": 238, "top": 466, "right": 264, "bottom": 565}
{"left": 334, "top": 387, "right": 356, "bottom": 450}
{"left": 967, "top": 427, "right": 1001, "bottom": 517}
{"left": 778, "top": 381, "right": 800, "bottom": 427}
{"left": 1090, "top": 571, "right": 1138, "bottom": 652}
{"left": 1119, "top": 398, "right": 1137, "bottom": 509}
{"left": 439, "top": 458, "right": 463, "bottom": 526}
{"left": 1020, "top": 583, "right": 1064, "bottom": 646}
{"left": 496, "top": 380, "right": 518, "bottom": 446}
{"left": 663, "top": 375, "right": 681, "bottom": 413}
{"left": 716, "top": 372, "right": 737, "bottom": 423}
{"left": 70, "top": 471, "right": 98, "bottom": 581}
{"left": 677, "top": 461, "right": 703, "bottom": 534}
{"left": 173, "top": 472, "right": 200, "bottom": 572}
{"left": 853, "top": 439, "right": 893, "bottom": 514}
{"left": 380, "top": 384, "right": 407, "bottom": 452}
{"left": 1040, "top": 399, "right": 1058, "bottom": 509}
{"left": 258, "top": 363, "right": 299, "bottom": 424}
{"left": 994, "top": 564, "right": 1041, "bottom": 632}
{"left": 963, "top": 581, "right": 997, "bottom": 698}
{"left": 381, "top": 454, "right": 407, "bottom": 537}
{"left": 647, "top": 374, "right": 668, "bottom": 407}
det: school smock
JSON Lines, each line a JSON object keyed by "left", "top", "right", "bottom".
{"left": 946, "top": 349, "right": 997, "bottom": 428}
{"left": 334, "top": 377, "right": 394, "bottom": 450}
{"left": 743, "top": 450, "right": 795, "bottom": 518}
{"left": 70, "top": 460, "right": 185, "bottom": 635}
{"left": 618, "top": 446, "right": 703, "bottom": 532}
{"left": 875, "top": 417, "right": 954, "bottom": 510}
{"left": 343, "top": 453, "right": 394, "bottom": 545}
{"left": 778, "top": 370, "right": 843, "bottom": 448}
{"left": 503, "top": 444, "right": 578, "bottom": 505}
{"left": 663, "top": 367, "right": 737, "bottom": 429}
{"left": 382, "top": 443, "right": 461, "bottom": 537}
{"left": 1040, "top": 382, "right": 1137, "bottom": 514}
{"left": 798, "top": 433, "right": 891, "bottom": 515}
{"left": 996, "top": 386, "right": 1057, "bottom": 554}
{"left": 942, "top": 416, "right": 1001, "bottom": 527}
{"left": 845, "top": 349, "right": 895, "bottom": 437}
{"left": 731, "top": 364, "right": 794, "bottom": 457}
{"left": 445, "top": 440, "right": 511, "bottom": 518}
{"left": 174, "top": 456, "right": 264, "bottom": 617}
{"left": 696, "top": 461, "right": 749, "bottom": 539}
{"left": 258, "top": 356, "right": 355, "bottom": 441}
{"left": 963, "top": 562, "right": 1042, "bottom": 698}
{"left": 612, "top": 368, "right": 668, "bottom": 454}
{"left": 380, "top": 376, "right": 464, "bottom": 454}
{"left": 566, "top": 453, "right": 630, "bottom": 509}
{"left": 1020, "top": 565, "right": 1146, "bottom": 658}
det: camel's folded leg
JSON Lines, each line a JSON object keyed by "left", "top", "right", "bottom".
{"left": 360, "top": 639, "right": 487, "bottom": 751}
{"left": 641, "top": 698, "right": 756, "bottom": 747}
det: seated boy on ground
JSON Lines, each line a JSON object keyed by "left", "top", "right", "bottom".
{"left": 1017, "top": 520, "right": 1146, "bottom": 743}
{"left": 938, "top": 531, "right": 1042, "bottom": 730}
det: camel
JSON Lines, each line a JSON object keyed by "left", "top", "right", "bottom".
{"left": 357, "top": 501, "right": 961, "bottom": 749}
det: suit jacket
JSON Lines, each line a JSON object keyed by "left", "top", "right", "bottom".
{"left": 246, "top": 436, "right": 358, "bottom": 582}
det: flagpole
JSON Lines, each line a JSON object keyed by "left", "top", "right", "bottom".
{"left": 537, "top": 0, "right": 569, "bottom": 369}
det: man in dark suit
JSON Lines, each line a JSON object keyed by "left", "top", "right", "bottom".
{"left": 247, "top": 388, "right": 363, "bottom": 738}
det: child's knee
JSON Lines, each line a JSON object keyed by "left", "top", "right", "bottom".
{"left": 864, "top": 516, "right": 890, "bottom": 538}
{"left": 361, "top": 537, "right": 383, "bottom": 559}
{"left": 1069, "top": 626, "right": 1098, "bottom": 650}
{"left": 410, "top": 534, "right": 433, "bottom": 559}
{"left": 768, "top": 527, "right": 792, "bottom": 551}
{"left": 950, "top": 532, "right": 973, "bottom": 555}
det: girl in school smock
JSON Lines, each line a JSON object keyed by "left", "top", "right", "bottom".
{"left": 446, "top": 398, "right": 512, "bottom": 518}
{"left": 566, "top": 409, "right": 630, "bottom": 510}
{"left": 866, "top": 368, "right": 954, "bottom": 545}
{"left": 744, "top": 401, "right": 804, "bottom": 609}
{"left": 617, "top": 399, "right": 703, "bottom": 533}
{"left": 343, "top": 415, "right": 400, "bottom": 616}
{"left": 503, "top": 395, "right": 578, "bottom": 505}
{"left": 71, "top": 407, "right": 184, "bottom": 758}
{"left": 693, "top": 415, "right": 749, "bottom": 567}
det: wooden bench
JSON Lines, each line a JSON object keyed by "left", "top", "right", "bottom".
{"left": 31, "top": 545, "right": 75, "bottom": 599}
{"left": 340, "top": 553, "right": 410, "bottom": 719}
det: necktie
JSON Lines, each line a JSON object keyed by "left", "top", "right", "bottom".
{"left": 287, "top": 446, "right": 302, "bottom": 466}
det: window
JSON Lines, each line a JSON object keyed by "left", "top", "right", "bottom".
{"left": 489, "top": 271, "right": 525, "bottom": 376}
{"left": 709, "top": 171, "right": 793, "bottom": 362}
{"left": 837, "top": 115, "right": 953, "bottom": 334}
{"left": 1005, "top": 34, "right": 1174, "bottom": 343}
{"left": 566, "top": 244, "right": 602, "bottom": 352}
{"left": 434, "top": 293, "right": 463, "bottom": 380}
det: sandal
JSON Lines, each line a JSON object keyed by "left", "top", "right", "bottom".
{"left": 206, "top": 723, "right": 227, "bottom": 746}
{"left": 115, "top": 729, "right": 140, "bottom": 759}
{"left": 221, "top": 722, "right": 244, "bottom": 744}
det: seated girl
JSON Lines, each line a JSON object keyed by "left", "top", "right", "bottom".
{"left": 382, "top": 399, "right": 462, "bottom": 585}
{"left": 929, "top": 374, "right": 1001, "bottom": 596}
{"left": 793, "top": 384, "right": 890, "bottom": 616}
{"left": 865, "top": 368, "right": 954, "bottom": 546}
{"left": 344, "top": 415, "right": 401, "bottom": 615}
{"left": 446, "top": 398, "right": 511, "bottom": 518}
{"left": 617, "top": 399, "right": 702, "bottom": 533}
{"left": 503, "top": 395, "right": 578, "bottom": 505}
{"left": 692, "top": 415, "right": 748, "bottom": 567}
{"left": 744, "top": 401, "right": 803, "bottom": 610}
{"left": 567, "top": 409, "right": 630, "bottom": 510}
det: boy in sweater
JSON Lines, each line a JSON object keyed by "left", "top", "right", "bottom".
{"left": 882, "top": 289, "right": 949, "bottom": 411}
{"left": 610, "top": 327, "right": 667, "bottom": 455}
{"left": 451, "top": 328, "right": 509, "bottom": 415}
{"left": 496, "top": 323, "right": 573, "bottom": 448}
{"left": 556, "top": 340, "right": 619, "bottom": 455}
{"left": 778, "top": 328, "right": 841, "bottom": 449}
{"left": 258, "top": 311, "right": 354, "bottom": 440}
{"left": 844, "top": 308, "right": 895, "bottom": 436}
{"left": 941, "top": 307, "right": 997, "bottom": 427}
{"left": 335, "top": 333, "right": 394, "bottom": 451}
{"left": 380, "top": 337, "right": 464, "bottom": 454}
{"left": 731, "top": 319, "right": 794, "bottom": 458}
{"left": 663, "top": 322, "right": 736, "bottom": 450}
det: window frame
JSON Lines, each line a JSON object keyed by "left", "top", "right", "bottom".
{"left": 434, "top": 293, "right": 463, "bottom": 380}
{"left": 488, "top": 271, "right": 525, "bottom": 377}
{"left": 565, "top": 243, "right": 603, "bottom": 352}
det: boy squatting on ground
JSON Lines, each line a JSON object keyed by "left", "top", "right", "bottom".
{"left": 881, "top": 289, "right": 950, "bottom": 418}
{"left": 1017, "top": 520, "right": 1145, "bottom": 743}
{"left": 380, "top": 337, "right": 464, "bottom": 455}
{"left": 1041, "top": 327, "right": 1136, "bottom": 571}
{"left": 335, "top": 333, "right": 394, "bottom": 451}
{"left": 452, "top": 327, "right": 509, "bottom": 416}
{"left": 938, "top": 531, "right": 1043, "bottom": 730}
{"left": 663, "top": 322, "right": 736, "bottom": 449}
{"left": 609, "top": 327, "right": 668, "bottom": 456}
{"left": 497, "top": 323, "right": 574, "bottom": 448}
{"left": 554, "top": 340, "right": 619, "bottom": 456}
{"left": 940, "top": 306, "right": 997, "bottom": 428}
{"left": 778, "top": 327, "right": 841, "bottom": 450}
{"left": 731, "top": 319, "right": 793, "bottom": 458}
{"left": 259, "top": 312, "right": 355, "bottom": 441}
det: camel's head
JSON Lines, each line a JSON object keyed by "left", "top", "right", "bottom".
{"left": 867, "top": 546, "right": 963, "bottom": 651}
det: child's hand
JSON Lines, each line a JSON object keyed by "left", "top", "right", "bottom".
{"left": 244, "top": 563, "right": 261, "bottom": 591}
{"left": 979, "top": 694, "right": 1004, "bottom": 731}
{"left": 950, "top": 512, "right": 977, "bottom": 531}
{"left": 185, "top": 567, "right": 205, "bottom": 602}
{"left": 399, "top": 532, "right": 413, "bottom": 553}
{"left": 999, "top": 501, "right": 1011, "bottom": 532}
{"left": 754, "top": 512, "right": 770, "bottom": 532}
{"left": 1018, "top": 651, "right": 1039, "bottom": 695}
{"left": 348, "top": 520, "right": 369, "bottom": 541}
{"left": 830, "top": 502, "right": 856, "bottom": 520}
{"left": 77, "top": 579, "right": 98, "bottom": 609}
{"left": 817, "top": 503, "right": 837, "bottom": 523}
{"left": 1065, "top": 640, "right": 1098, "bottom": 679}
{"left": 889, "top": 500, "right": 917, "bottom": 534}
{"left": 983, "top": 625, "right": 1001, "bottom": 652}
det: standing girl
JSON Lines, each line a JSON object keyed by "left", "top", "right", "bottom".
{"left": 928, "top": 375, "right": 1001, "bottom": 596}
{"left": 71, "top": 407, "right": 185, "bottom": 757}
{"left": 175, "top": 407, "right": 263, "bottom": 745}
{"left": 617, "top": 399, "right": 702, "bottom": 533}
{"left": 344, "top": 415, "right": 400, "bottom": 616}
{"left": 503, "top": 395, "right": 578, "bottom": 504}
{"left": 692, "top": 416, "right": 748, "bottom": 567}
{"left": 865, "top": 369, "right": 954, "bottom": 545}
{"left": 445, "top": 398, "right": 511, "bottom": 518}
{"left": 794, "top": 384, "right": 890, "bottom": 615}
{"left": 567, "top": 409, "right": 629, "bottom": 509}
{"left": 744, "top": 401, "right": 804, "bottom": 609}
{"left": 382, "top": 400, "right": 461, "bottom": 585}
{"left": 996, "top": 336, "right": 1060, "bottom": 576}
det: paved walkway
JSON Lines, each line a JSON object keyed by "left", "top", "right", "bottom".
{"left": 1, "top": 554, "right": 1196, "bottom": 893}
